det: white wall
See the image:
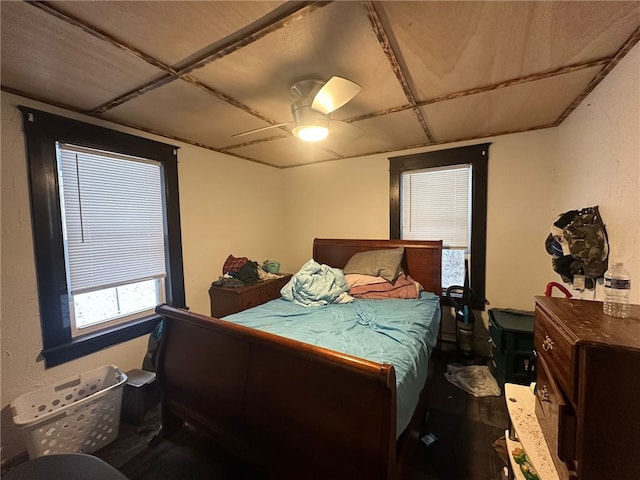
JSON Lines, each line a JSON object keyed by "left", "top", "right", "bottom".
{"left": 485, "top": 130, "right": 561, "bottom": 309}
{"left": 280, "top": 155, "right": 390, "bottom": 266}
{"left": 177, "top": 144, "right": 286, "bottom": 316}
{"left": 0, "top": 92, "right": 284, "bottom": 462}
{"left": 551, "top": 42, "right": 639, "bottom": 304}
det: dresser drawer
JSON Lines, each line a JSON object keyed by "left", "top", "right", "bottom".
{"left": 531, "top": 296, "right": 640, "bottom": 480}
{"left": 535, "top": 354, "right": 577, "bottom": 468}
{"left": 535, "top": 309, "right": 575, "bottom": 402}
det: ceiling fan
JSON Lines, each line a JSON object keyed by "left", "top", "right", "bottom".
{"left": 232, "top": 76, "right": 363, "bottom": 142}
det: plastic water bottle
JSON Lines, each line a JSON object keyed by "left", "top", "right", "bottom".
{"left": 603, "top": 262, "right": 631, "bottom": 318}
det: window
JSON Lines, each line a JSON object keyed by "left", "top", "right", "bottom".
{"left": 21, "top": 107, "right": 186, "bottom": 368}
{"left": 57, "top": 144, "right": 167, "bottom": 336}
{"left": 401, "top": 164, "right": 471, "bottom": 288}
{"left": 389, "top": 143, "right": 489, "bottom": 310}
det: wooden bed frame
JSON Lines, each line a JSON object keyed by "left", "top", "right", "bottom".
{"left": 155, "top": 238, "right": 442, "bottom": 480}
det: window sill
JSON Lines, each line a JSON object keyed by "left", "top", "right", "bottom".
{"left": 41, "top": 315, "right": 162, "bottom": 368}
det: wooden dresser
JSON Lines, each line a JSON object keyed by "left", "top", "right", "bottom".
{"left": 534, "top": 296, "right": 640, "bottom": 480}
{"left": 208, "top": 274, "right": 292, "bottom": 318}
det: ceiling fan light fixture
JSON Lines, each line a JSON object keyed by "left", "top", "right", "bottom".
{"left": 293, "top": 124, "right": 329, "bottom": 142}
{"left": 233, "top": 76, "right": 360, "bottom": 141}
{"left": 291, "top": 104, "right": 330, "bottom": 142}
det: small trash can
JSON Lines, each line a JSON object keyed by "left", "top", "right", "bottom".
{"left": 120, "top": 369, "right": 159, "bottom": 425}
{"left": 10, "top": 365, "right": 127, "bottom": 458}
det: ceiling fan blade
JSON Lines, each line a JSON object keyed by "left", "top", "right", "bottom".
{"left": 329, "top": 120, "right": 364, "bottom": 140}
{"left": 231, "top": 122, "right": 291, "bottom": 138}
{"left": 311, "top": 76, "right": 361, "bottom": 115}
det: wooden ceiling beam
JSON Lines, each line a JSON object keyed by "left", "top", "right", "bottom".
{"left": 90, "top": 1, "right": 329, "bottom": 115}
{"left": 345, "top": 57, "right": 613, "bottom": 123}
{"left": 28, "top": 0, "right": 330, "bottom": 123}
{"left": 416, "top": 58, "right": 613, "bottom": 108}
{"left": 364, "top": 1, "right": 435, "bottom": 143}
{"left": 278, "top": 123, "right": 558, "bottom": 169}
{"left": 554, "top": 25, "right": 640, "bottom": 126}
{"left": 172, "top": 2, "right": 330, "bottom": 77}
{"left": 29, "top": 1, "right": 177, "bottom": 74}
{"left": 159, "top": 53, "right": 615, "bottom": 152}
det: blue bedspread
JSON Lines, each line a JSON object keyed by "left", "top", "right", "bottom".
{"left": 223, "top": 292, "right": 441, "bottom": 437}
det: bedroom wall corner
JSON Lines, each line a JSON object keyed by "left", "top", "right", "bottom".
{"left": 484, "top": 128, "right": 558, "bottom": 312}
{"left": 280, "top": 156, "right": 391, "bottom": 269}
{"left": 176, "top": 146, "right": 286, "bottom": 316}
{"left": 551, "top": 42, "right": 639, "bottom": 304}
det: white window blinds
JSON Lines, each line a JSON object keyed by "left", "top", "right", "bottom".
{"left": 57, "top": 143, "right": 166, "bottom": 295}
{"left": 401, "top": 164, "right": 471, "bottom": 249}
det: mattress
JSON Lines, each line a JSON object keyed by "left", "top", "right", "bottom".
{"left": 223, "top": 291, "right": 441, "bottom": 437}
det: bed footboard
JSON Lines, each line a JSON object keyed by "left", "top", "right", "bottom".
{"left": 156, "top": 304, "right": 397, "bottom": 480}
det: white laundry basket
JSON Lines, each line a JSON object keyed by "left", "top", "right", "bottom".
{"left": 11, "top": 365, "right": 127, "bottom": 458}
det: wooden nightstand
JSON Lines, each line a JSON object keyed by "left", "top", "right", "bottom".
{"left": 208, "top": 274, "right": 292, "bottom": 318}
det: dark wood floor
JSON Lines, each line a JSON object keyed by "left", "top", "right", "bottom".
{"left": 93, "top": 346, "right": 510, "bottom": 480}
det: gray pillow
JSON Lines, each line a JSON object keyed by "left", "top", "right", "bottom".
{"left": 342, "top": 247, "right": 404, "bottom": 283}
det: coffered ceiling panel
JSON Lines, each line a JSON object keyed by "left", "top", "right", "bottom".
{"left": 422, "top": 65, "right": 604, "bottom": 143}
{"left": 2, "top": 1, "right": 638, "bottom": 168}
{"left": 229, "top": 136, "right": 339, "bottom": 168}
{"left": 321, "top": 110, "right": 431, "bottom": 158}
{"left": 101, "top": 79, "right": 273, "bottom": 149}
{"left": 187, "top": 1, "right": 409, "bottom": 125}
{"left": 381, "top": 1, "right": 640, "bottom": 100}
{"left": 48, "top": 1, "right": 286, "bottom": 67}
{"left": 0, "top": 1, "right": 164, "bottom": 111}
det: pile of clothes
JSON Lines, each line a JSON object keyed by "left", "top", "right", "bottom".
{"left": 212, "top": 255, "right": 281, "bottom": 288}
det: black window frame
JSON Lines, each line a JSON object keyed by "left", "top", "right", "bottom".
{"left": 20, "top": 107, "right": 186, "bottom": 368}
{"left": 389, "top": 143, "right": 489, "bottom": 310}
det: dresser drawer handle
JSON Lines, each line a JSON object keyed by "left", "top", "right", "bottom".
{"left": 539, "top": 384, "right": 550, "bottom": 402}
{"left": 542, "top": 335, "right": 555, "bottom": 352}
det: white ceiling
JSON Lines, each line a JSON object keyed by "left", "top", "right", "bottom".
{"left": 2, "top": 1, "right": 639, "bottom": 168}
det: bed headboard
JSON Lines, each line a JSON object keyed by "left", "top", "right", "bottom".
{"left": 313, "top": 238, "right": 442, "bottom": 296}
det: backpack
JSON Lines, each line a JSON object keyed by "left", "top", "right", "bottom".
{"left": 545, "top": 206, "right": 609, "bottom": 290}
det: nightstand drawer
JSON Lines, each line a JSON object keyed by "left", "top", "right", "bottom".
{"left": 241, "top": 290, "right": 262, "bottom": 310}
{"left": 261, "top": 280, "right": 286, "bottom": 303}
{"left": 209, "top": 274, "right": 292, "bottom": 317}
